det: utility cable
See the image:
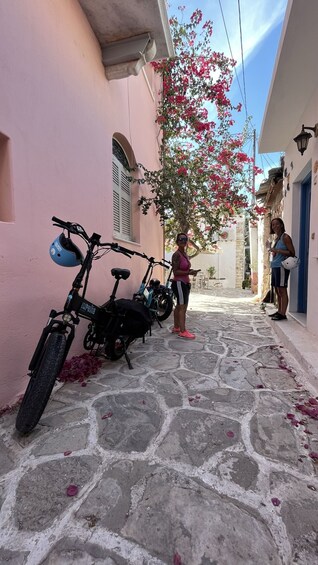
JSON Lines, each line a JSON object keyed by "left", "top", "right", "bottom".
{"left": 237, "top": 0, "right": 248, "bottom": 121}
{"left": 217, "top": 0, "right": 248, "bottom": 121}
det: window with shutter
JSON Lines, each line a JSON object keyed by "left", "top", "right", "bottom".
{"left": 112, "top": 139, "right": 132, "bottom": 240}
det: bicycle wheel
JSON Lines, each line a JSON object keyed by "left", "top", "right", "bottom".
{"left": 16, "top": 332, "right": 67, "bottom": 435}
{"left": 106, "top": 336, "right": 133, "bottom": 361}
{"left": 156, "top": 291, "right": 174, "bottom": 321}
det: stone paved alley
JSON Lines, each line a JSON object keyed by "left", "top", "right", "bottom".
{"left": 1, "top": 289, "right": 318, "bottom": 565}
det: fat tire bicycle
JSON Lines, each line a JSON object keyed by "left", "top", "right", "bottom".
{"left": 149, "top": 258, "right": 174, "bottom": 322}
{"left": 16, "top": 217, "right": 150, "bottom": 435}
{"left": 133, "top": 254, "right": 172, "bottom": 325}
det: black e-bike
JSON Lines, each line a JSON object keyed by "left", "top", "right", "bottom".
{"left": 15, "top": 217, "right": 150, "bottom": 435}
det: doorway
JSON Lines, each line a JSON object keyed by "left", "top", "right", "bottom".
{"left": 297, "top": 174, "right": 311, "bottom": 313}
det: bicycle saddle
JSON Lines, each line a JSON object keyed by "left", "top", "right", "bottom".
{"left": 111, "top": 268, "right": 130, "bottom": 280}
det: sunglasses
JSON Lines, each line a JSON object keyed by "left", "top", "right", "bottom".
{"left": 178, "top": 237, "right": 188, "bottom": 242}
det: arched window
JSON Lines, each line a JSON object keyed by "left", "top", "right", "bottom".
{"left": 112, "top": 139, "right": 131, "bottom": 240}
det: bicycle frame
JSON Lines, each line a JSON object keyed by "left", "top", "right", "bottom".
{"left": 133, "top": 255, "right": 170, "bottom": 327}
{"left": 29, "top": 217, "right": 132, "bottom": 372}
{"left": 136, "top": 257, "right": 156, "bottom": 307}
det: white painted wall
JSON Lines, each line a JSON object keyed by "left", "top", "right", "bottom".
{"left": 281, "top": 88, "right": 318, "bottom": 336}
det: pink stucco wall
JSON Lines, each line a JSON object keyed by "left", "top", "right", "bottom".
{"left": 0, "top": 0, "right": 164, "bottom": 407}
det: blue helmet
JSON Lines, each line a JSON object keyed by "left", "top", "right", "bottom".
{"left": 49, "top": 233, "right": 83, "bottom": 267}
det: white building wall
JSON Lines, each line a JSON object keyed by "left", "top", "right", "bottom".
{"left": 282, "top": 88, "right": 318, "bottom": 336}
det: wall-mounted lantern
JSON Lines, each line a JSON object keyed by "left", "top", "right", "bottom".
{"left": 293, "top": 124, "right": 318, "bottom": 155}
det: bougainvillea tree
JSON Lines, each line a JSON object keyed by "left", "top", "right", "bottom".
{"left": 135, "top": 7, "right": 262, "bottom": 254}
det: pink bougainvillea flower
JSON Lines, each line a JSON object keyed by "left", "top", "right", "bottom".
{"left": 286, "top": 413, "right": 295, "bottom": 419}
{"left": 308, "top": 397, "right": 318, "bottom": 406}
{"left": 226, "top": 431, "right": 235, "bottom": 438}
{"left": 177, "top": 166, "right": 188, "bottom": 176}
{"left": 101, "top": 411, "right": 113, "bottom": 420}
{"left": 271, "top": 497, "right": 281, "bottom": 507}
{"left": 309, "top": 452, "right": 318, "bottom": 460}
{"left": 173, "top": 552, "right": 182, "bottom": 565}
{"left": 304, "top": 444, "right": 309, "bottom": 449}
{"left": 58, "top": 353, "right": 102, "bottom": 383}
{"left": 63, "top": 451, "right": 72, "bottom": 456}
{"left": 66, "top": 484, "right": 79, "bottom": 497}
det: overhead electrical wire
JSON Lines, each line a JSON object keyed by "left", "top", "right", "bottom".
{"left": 218, "top": 0, "right": 280, "bottom": 178}
{"left": 217, "top": 0, "right": 248, "bottom": 121}
{"left": 237, "top": 0, "right": 248, "bottom": 122}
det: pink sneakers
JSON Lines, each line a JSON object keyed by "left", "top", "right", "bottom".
{"left": 178, "top": 330, "right": 196, "bottom": 339}
{"left": 171, "top": 327, "right": 181, "bottom": 333}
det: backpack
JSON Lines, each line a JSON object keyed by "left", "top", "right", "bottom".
{"left": 114, "top": 298, "right": 152, "bottom": 338}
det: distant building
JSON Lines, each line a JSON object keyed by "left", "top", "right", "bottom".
{"left": 188, "top": 215, "right": 247, "bottom": 290}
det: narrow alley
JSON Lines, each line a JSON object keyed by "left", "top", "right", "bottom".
{"left": 0, "top": 289, "right": 318, "bottom": 565}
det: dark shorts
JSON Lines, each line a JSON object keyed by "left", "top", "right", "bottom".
{"left": 271, "top": 267, "right": 290, "bottom": 288}
{"left": 171, "top": 281, "right": 191, "bottom": 305}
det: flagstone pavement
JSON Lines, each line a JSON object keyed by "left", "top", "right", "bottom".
{"left": 1, "top": 289, "right": 318, "bottom": 565}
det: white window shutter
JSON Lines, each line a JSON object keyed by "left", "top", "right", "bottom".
{"left": 112, "top": 156, "right": 131, "bottom": 239}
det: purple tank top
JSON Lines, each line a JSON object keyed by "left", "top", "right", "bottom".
{"left": 173, "top": 251, "right": 191, "bottom": 284}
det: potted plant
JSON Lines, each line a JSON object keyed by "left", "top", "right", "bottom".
{"left": 207, "top": 266, "right": 216, "bottom": 279}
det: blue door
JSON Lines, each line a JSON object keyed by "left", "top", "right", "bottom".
{"left": 297, "top": 174, "right": 311, "bottom": 313}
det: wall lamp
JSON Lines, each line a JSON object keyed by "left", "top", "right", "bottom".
{"left": 293, "top": 123, "right": 318, "bottom": 155}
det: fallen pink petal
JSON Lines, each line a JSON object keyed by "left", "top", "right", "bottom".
{"left": 173, "top": 552, "right": 182, "bottom": 565}
{"left": 286, "top": 413, "right": 295, "bottom": 419}
{"left": 308, "top": 397, "right": 318, "bottom": 405}
{"left": 101, "top": 411, "right": 113, "bottom": 419}
{"left": 271, "top": 497, "right": 281, "bottom": 507}
{"left": 309, "top": 452, "right": 318, "bottom": 460}
{"left": 66, "top": 484, "right": 79, "bottom": 497}
{"left": 63, "top": 451, "right": 72, "bottom": 456}
{"left": 226, "top": 430, "right": 235, "bottom": 438}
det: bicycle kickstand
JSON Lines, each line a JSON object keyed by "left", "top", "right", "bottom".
{"left": 155, "top": 316, "right": 162, "bottom": 329}
{"left": 124, "top": 350, "right": 133, "bottom": 370}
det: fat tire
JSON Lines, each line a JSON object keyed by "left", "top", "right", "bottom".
{"left": 16, "top": 332, "right": 67, "bottom": 435}
{"left": 156, "top": 292, "right": 174, "bottom": 321}
{"left": 106, "top": 336, "right": 133, "bottom": 361}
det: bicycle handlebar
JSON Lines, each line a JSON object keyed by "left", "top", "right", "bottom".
{"left": 52, "top": 217, "right": 167, "bottom": 264}
{"left": 52, "top": 216, "right": 89, "bottom": 240}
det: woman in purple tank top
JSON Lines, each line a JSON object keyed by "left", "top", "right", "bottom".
{"left": 171, "top": 233, "right": 200, "bottom": 339}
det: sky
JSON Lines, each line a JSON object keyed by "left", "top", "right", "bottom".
{"left": 167, "top": 0, "right": 289, "bottom": 187}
